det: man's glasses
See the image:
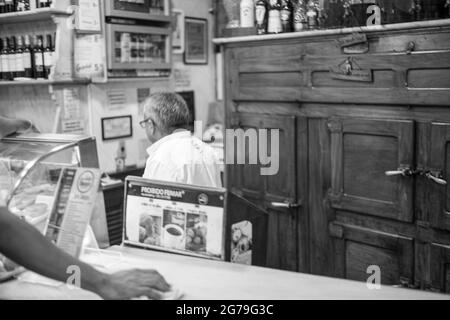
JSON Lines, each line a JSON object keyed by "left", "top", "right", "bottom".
{"left": 139, "top": 117, "right": 153, "bottom": 129}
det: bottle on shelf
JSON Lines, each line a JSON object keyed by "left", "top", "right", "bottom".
{"left": 280, "top": 0, "right": 293, "bottom": 32}
{"left": 306, "top": 0, "right": 319, "bottom": 30}
{"left": 16, "top": 0, "right": 31, "bottom": 11}
{"left": 14, "top": 36, "right": 26, "bottom": 79}
{"left": 255, "top": 0, "right": 268, "bottom": 34}
{"left": 37, "top": 0, "right": 51, "bottom": 9}
{"left": 8, "top": 37, "right": 17, "bottom": 79}
{"left": 43, "top": 34, "right": 54, "bottom": 79}
{"left": 409, "top": 0, "right": 423, "bottom": 21}
{"left": 23, "top": 35, "right": 33, "bottom": 79}
{"left": 4, "top": 0, "right": 15, "bottom": 13}
{"left": 0, "top": 0, "right": 6, "bottom": 14}
{"left": 240, "top": 0, "right": 255, "bottom": 28}
{"left": 293, "top": 0, "right": 308, "bottom": 31}
{"left": 33, "top": 35, "right": 45, "bottom": 79}
{"left": 267, "top": 0, "right": 282, "bottom": 34}
{"left": 2, "top": 38, "right": 13, "bottom": 81}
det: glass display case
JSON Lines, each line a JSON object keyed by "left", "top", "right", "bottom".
{"left": 0, "top": 133, "right": 100, "bottom": 228}
{"left": 0, "top": 133, "right": 106, "bottom": 281}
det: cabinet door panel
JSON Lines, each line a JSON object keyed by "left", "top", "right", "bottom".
{"left": 229, "top": 113, "right": 297, "bottom": 203}
{"left": 429, "top": 123, "right": 450, "bottom": 231}
{"left": 430, "top": 243, "right": 450, "bottom": 293}
{"left": 227, "top": 112, "right": 300, "bottom": 272}
{"left": 330, "top": 223, "right": 414, "bottom": 286}
{"left": 328, "top": 118, "right": 414, "bottom": 222}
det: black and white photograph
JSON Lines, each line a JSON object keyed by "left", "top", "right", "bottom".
{"left": 0, "top": 0, "right": 450, "bottom": 310}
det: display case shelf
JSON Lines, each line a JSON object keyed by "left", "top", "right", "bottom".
{"left": 0, "top": 8, "right": 73, "bottom": 24}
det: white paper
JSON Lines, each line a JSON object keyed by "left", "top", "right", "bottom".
{"left": 76, "top": 0, "right": 102, "bottom": 32}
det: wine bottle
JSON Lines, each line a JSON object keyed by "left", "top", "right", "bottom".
{"left": 14, "top": 36, "right": 26, "bottom": 79}
{"left": 33, "top": 35, "right": 45, "bottom": 79}
{"left": 43, "top": 34, "right": 54, "bottom": 79}
{"left": 1, "top": 38, "right": 12, "bottom": 81}
{"left": 0, "top": 0, "right": 7, "bottom": 14}
{"left": 23, "top": 35, "right": 33, "bottom": 79}
{"left": 8, "top": 37, "right": 18, "bottom": 79}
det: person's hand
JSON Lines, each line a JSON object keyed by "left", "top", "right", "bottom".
{"left": 97, "top": 269, "right": 171, "bottom": 300}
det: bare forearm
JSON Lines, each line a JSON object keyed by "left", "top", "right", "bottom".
{"left": 0, "top": 208, "right": 109, "bottom": 296}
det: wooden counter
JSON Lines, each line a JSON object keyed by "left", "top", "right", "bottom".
{"left": 0, "top": 246, "right": 448, "bottom": 300}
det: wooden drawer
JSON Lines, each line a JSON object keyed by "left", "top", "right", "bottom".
{"left": 227, "top": 27, "right": 450, "bottom": 106}
{"left": 430, "top": 243, "right": 450, "bottom": 293}
{"left": 330, "top": 222, "right": 414, "bottom": 286}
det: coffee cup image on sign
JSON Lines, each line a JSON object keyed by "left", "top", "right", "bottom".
{"left": 162, "top": 210, "right": 186, "bottom": 249}
{"left": 163, "top": 224, "right": 185, "bottom": 249}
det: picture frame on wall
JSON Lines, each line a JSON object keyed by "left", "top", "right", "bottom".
{"left": 101, "top": 116, "right": 133, "bottom": 141}
{"left": 172, "top": 9, "right": 185, "bottom": 54}
{"left": 184, "top": 17, "right": 208, "bottom": 65}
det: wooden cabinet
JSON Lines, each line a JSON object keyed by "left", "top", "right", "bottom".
{"left": 218, "top": 21, "right": 450, "bottom": 292}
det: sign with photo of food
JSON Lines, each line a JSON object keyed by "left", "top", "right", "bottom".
{"left": 124, "top": 177, "right": 226, "bottom": 260}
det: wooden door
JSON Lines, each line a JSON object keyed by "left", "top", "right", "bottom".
{"left": 429, "top": 123, "right": 450, "bottom": 231}
{"left": 330, "top": 222, "right": 414, "bottom": 286}
{"left": 328, "top": 118, "right": 415, "bottom": 222}
{"left": 227, "top": 113, "right": 302, "bottom": 271}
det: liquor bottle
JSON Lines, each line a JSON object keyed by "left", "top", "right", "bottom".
{"left": 5, "top": 0, "right": 14, "bottom": 12}
{"left": 240, "top": 0, "right": 255, "bottom": 28}
{"left": 446, "top": 0, "right": 450, "bottom": 19}
{"left": 0, "top": 0, "right": 6, "bottom": 14}
{"left": 293, "top": 0, "right": 307, "bottom": 31}
{"left": 14, "top": 36, "right": 25, "bottom": 79}
{"left": 410, "top": 0, "right": 423, "bottom": 21}
{"left": 280, "top": 0, "right": 293, "bottom": 32}
{"left": 255, "top": 0, "right": 268, "bottom": 34}
{"left": 23, "top": 35, "right": 33, "bottom": 79}
{"left": 306, "top": 0, "right": 318, "bottom": 30}
{"left": 37, "top": 0, "right": 48, "bottom": 8}
{"left": 267, "top": 0, "right": 282, "bottom": 34}
{"left": 33, "top": 35, "right": 45, "bottom": 79}
{"left": 43, "top": 34, "right": 54, "bottom": 79}
{"left": 16, "top": 0, "right": 30, "bottom": 11}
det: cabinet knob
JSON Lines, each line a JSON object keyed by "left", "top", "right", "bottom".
{"left": 406, "top": 41, "right": 416, "bottom": 55}
{"left": 270, "top": 201, "right": 302, "bottom": 209}
{"left": 385, "top": 168, "right": 413, "bottom": 177}
{"left": 425, "top": 172, "right": 447, "bottom": 186}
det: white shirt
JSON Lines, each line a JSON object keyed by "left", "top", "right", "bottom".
{"left": 143, "top": 131, "right": 223, "bottom": 188}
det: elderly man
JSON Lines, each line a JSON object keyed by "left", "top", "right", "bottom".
{"left": 0, "top": 116, "right": 170, "bottom": 299}
{"left": 141, "top": 92, "right": 222, "bottom": 188}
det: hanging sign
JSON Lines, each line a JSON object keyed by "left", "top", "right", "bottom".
{"left": 330, "top": 57, "right": 373, "bottom": 82}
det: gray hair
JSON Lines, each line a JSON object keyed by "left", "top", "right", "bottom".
{"left": 143, "top": 92, "right": 192, "bottom": 132}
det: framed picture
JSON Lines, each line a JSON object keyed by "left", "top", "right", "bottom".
{"left": 184, "top": 17, "right": 208, "bottom": 65}
{"left": 172, "top": 9, "right": 185, "bottom": 54}
{"left": 101, "top": 116, "right": 133, "bottom": 141}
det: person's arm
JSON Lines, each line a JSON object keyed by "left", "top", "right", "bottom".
{"left": 0, "top": 208, "right": 170, "bottom": 299}
{"left": 0, "top": 116, "right": 35, "bottom": 138}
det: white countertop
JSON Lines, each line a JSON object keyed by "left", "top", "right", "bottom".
{"left": 0, "top": 246, "right": 449, "bottom": 300}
